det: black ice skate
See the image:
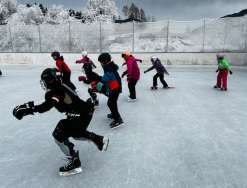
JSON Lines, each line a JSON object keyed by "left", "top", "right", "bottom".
{"left": 214, "top": 85, "right": 220, "bottom": 89}
{"left": 150, "top": 86, "right": 158, "bottom": 90}
{"left": 94, "top": 99, "right": 99, "bottom": 106}
{"left": 94, "top": 136, "right": 109, "bottom": 151}
{"left": 110, "top": 118, "right": 124, "bottom": 129}
{"left": 59, "top": 151, "right": 82, "bottom": 176}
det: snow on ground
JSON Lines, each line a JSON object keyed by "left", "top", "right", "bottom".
{"left": 0, "top": 64, "right": 247, "bottom": 188}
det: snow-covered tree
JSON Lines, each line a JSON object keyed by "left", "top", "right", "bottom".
{"left": 83, "top": 0, "right": 118, "bottom": 23}
{"left": 45, "top": 5, "right": 70, "bottom": 24}
{"left": 10, "top": 4, "right": 44, "bottom": 25}
{"left": 0, "top": 0, "right": 17, "bottom": 24}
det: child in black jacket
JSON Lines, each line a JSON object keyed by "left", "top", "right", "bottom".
{"left": 144, "top": 56, "right": 170, "bottom": 90}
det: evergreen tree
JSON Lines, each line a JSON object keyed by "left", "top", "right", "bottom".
{"left": 122, "top": 5, "right": 128, "bottom": 17}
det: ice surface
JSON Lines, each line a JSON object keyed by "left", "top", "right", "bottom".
{"left": 0, "top": 64, "right": 247, "bottom": 188}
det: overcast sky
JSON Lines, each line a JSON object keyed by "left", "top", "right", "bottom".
{"left": 17, "top": 0, "right": 247, "bottom": 20}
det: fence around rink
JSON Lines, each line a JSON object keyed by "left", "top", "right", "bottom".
{"left": 0, "top": 17, "right": 247, "bottom": 53}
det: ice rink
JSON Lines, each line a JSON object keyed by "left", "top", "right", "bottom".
{"left": 0, "top": 64, "right": 247, "bottom": 188}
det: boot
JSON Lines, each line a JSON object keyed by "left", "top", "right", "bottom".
{"left": 59, "top": 151, "right": 82, "bottom": 176}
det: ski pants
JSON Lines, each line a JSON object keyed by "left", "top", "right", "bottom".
{"left": 128, "top": 79, "right": 138, "bottom": 99}
{"left": 52, "top": 114, "right": 101, "bottom": 157}
{"left": 63, "top": 72, "right": 77, "bottom": 91}
{"left": 153, "top": 73, "right": 168, "bottom": 88}
{"left": 216, "top": 69, "right": 228, "bottom": 89}
{"left": 107, "top": 90, "right": 122, "bottom": 121}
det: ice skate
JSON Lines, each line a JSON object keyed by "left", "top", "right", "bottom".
{"left": 127, "top": 97, "right": 137, "bottom": 102}
{"left": 95, "top": 136, "right": 109, "bottom": 151}
{"left": 163, "top": 86, "right": 175, "bottom": 89}
{"left": 150, "top": 86, "right": 158, "bottom": 90}
{"left": 221, "top": 88, "right": 227, "bottom": 91}
{"left": 93, "top": 99, "right": 99, "bottom": 106}
{"left": 214, "top": 85, "right": 220, "bottom": 89}
{"left": 59, "top": 151, "right": 82, "bottom": 176}
{"left": 110, "top": 118, "right": 124, "bottom": 129}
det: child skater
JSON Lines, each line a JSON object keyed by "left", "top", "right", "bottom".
{"left": 144, "top": 56, "right": 170, "bottom": 90}
{"left": 75, "top": 51, "right": 97, "bottom": 68}
{"left": 51, "top": 51, "right": 77, "bottom": 91}
{"left": 214, "top": 54, "right": 233, "bottom": 91}
{"left": 13, "top": 68, "right": 109, "bottom": 176}
{"left": 98, "top": 53, "right": 123, "bottom": 129}
{"left": 121, "top": 50, "right": 140, "bottom": 101}
{"left": 76, "top": 52, "right": 100, "bottom": 106}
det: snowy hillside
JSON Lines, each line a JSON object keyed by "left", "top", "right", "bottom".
{"left": 1, "top": 16, "right": 247, "bottom": 53}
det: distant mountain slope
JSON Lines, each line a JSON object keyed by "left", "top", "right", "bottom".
{"left": 222, "top": 9, "right": 247, "bottom": 18}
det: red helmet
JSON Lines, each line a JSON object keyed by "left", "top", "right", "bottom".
{"left": 51, "top": 51, "right": 60, "bottom": 58}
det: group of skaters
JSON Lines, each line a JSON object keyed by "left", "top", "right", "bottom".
{"left": 12, "top": 50, "right": 233, "bottom": 176}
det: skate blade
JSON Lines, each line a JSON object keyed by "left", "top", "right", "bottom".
{"left": 110, "top": 122, "right": 124, "bottom": 130}
{"left": 102, "top": 137, "right": 109, "bottom": 151}
{"left": 164, "top": 86, "right": 175, "bottom": 89}
{"left": 59, "top": 167, "right": 82, "bottom": 176}
{"left": 127, "top": 98, "right": 137, "bottom": 102}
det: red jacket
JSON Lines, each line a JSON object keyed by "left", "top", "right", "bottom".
{"left": 55, "top": 57, "right": 71, "bottom": 74}
{"left": 125, "top": 55, "right": 140, "bottom": 81}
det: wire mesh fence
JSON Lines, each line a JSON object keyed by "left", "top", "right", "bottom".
{"left": 1, "top": 17, "right": 247, "bottom": 53}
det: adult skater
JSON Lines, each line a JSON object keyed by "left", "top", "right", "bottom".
{"left": 98, "top": 53, "right": 123, "bottom": 129}
{"left": 214, "top": 54, "right": 233, "bottom": 91}
{"left": 144, "top": 56, "right": 170, "bottom": 90}
{"left": 121, "top": 50, "right": 140, "bottom": 101}
{"left": 13, "top": 68, "right": 109, "bottom": 176}
{"left": 51, "top": 51, "right": 77, "bottom": 91}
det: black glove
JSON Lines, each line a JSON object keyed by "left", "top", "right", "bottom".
{"left": 229, "top": 70, "right": 233, "bottom": 75}
{"left": 13, "top": 101, "right": 35, "bottom": 120}
{"left": 216, "top": 69, "right": 219, "bottom": 73}
{"left": 144, "top": 71, "right": 147, "bottom": 74}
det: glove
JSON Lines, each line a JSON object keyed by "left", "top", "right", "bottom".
{"left": 144, "top": 71, "right": 147, "bottom": 74}
{"left": 229, "top": 70, "right": 233, "bottom": 75}
{"left": 216, "top": 69, "right": 219, "bottom": 73}
{"left": 13, "top": 101, "right": 35, "bottom": 120}
{"left": 78, "top": 76, "right": 86, "bottom": 82}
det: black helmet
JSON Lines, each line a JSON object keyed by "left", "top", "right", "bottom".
{"left": 51, "top": 51, "right": 60, "bottom": 59}
{"left": 98, "top": 53, "right": 111, "bottom": 64}
{"left": 40, "top": 68, "right": 61, "bottom": 90}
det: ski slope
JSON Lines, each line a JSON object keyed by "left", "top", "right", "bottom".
{"left": 0, "top": 64, "right": 247, "bottom": 188}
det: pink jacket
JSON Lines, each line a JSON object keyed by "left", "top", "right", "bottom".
{"left": 126, "top": 55, "right": 140, "bottom": 81}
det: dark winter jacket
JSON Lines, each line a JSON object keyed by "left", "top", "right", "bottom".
{"left": 34, "top": 84, "right": 93, "bottom": 118}
{"left": 145, "top": 59, "right": 168, "bottom": 75}
{"left": 101, "top": 61, "right": 122, "bottom": 93}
